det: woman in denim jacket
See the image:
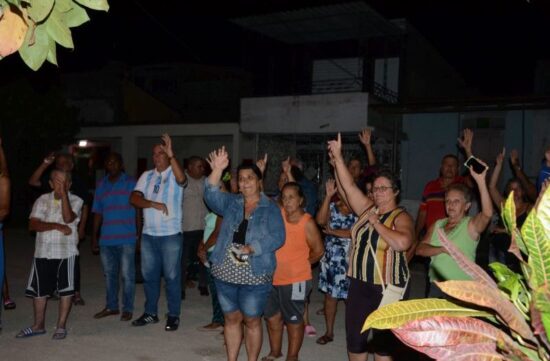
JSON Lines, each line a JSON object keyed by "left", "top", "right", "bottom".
{"left": 204, "top": 147, "right": 285, "bottom": 361}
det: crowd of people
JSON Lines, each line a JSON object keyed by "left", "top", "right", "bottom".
{"left": 0, "top": 128, "right": 549, "bottom": 361}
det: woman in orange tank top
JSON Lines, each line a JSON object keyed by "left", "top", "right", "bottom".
{"left": 262, "top": 181, "right": 324, "bottom": 361}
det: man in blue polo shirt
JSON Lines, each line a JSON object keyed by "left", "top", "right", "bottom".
{"left": 92, "top": 152, "right": 138, "bottom": 322}
{"left": 130, "top": 134, "right": 187, "bottom": 331}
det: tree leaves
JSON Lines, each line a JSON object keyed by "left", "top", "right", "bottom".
{"left": 0, "top": 4, "right": 28, "bottom": 57}
{"left": 63, "top": 2, "right": 89, "bottom": 28}
{"left": 18, "top": 22, "right": 49, "bottom": 70}
{"left": 521, "top": 210, "right": 550, "bottom": 290}
{"left": 363, "top": 298, "right": 492, "bottom": 332}
{"left": 74, "top": 0, "right": 108, "bottom": 11}
{"left": 46, "top": 7, "right": 73, "bottom": 48}
{"left": 26, "top": 0, "right": 54, "bottom": 23}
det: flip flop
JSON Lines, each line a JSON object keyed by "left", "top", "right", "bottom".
{"left": 316, "top": 335, "right": 334, "bottom": 345}
{"left": 16, "top": 327, "right": 46, "bottom": 338}
{"left": 260, "top": 354, "right": 283, "bottom": 361}
{"left": 52, "top": 328, "right": 67, "bottom": 340}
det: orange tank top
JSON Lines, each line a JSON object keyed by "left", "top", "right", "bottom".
{"left": 273, "top": 211, "right": 312, "bottom": 285}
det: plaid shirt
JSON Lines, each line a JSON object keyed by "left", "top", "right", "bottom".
{"left": 30, "top": 192, "right": 83, "bottom": 259}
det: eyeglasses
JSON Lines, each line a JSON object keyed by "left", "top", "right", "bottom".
{"left": 153, "top": 175, "right": 162, "bottom": 194}
{"left": 372, "top": 186, "right": 392, "bottom": 193}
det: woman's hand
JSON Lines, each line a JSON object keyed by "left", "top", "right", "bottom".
{"left": 256, "top": 153, "right": 268, "bottom": 175}
{"left": 207, "top": 146, "right": 229, "bottom": 172}
{"left": 358, "top": 128, "right": 372, "bottom": 146}
{"left": 327, "top": 133, "right": 344, "bottom": 163}
{"left": 325, "top": 179, "right": 337, "bottom": 197}
{"left": 366, "top": 208, "right": 380, "bottom": 226}
{"left": 495, "top": 147, "right": 505, "bottom": 166}
{"left": 468, "top": 157, "right": 489, "bottom": 184}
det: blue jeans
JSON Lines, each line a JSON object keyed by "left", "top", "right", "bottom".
{"left": 214, "top": 279, "right": 271, "bottom": 318}
{"left": 141, "top": 233, "right": 183, "bottom": 317}
{"left": 100, "top": 244, "right": 136, "bottom": 313}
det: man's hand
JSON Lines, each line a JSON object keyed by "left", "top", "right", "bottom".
{"left": 206, "top": 146, "right": 229, "bottom": 172}
{"left": 43, "top": 152, "right": 55, "bottom": 166}
{"left": 510, "top": 149, "right": 520, "bottom": 168}
{"left": 458, "top": 128, "right": 474, "bottom": 156}
{"left": 197, "top": 242, "right": 207, "bottom": 264}
{"left": 151, "top": 201, "right": 168, "bottom": 215}
{"left": 160, "top": 134, "right": 174, "bottom": 159}
{"left": 495, "top": 147, "right": 505, "bottom": 166}
{"left": 256, "top": 153, "right": 268, "bottom": 175}
{"left": 358, "top": 128, "right": 372, "bottom": 146}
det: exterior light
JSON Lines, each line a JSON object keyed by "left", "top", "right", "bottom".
{"left": 78, "top": 140, "right": 88, "bottom": 147}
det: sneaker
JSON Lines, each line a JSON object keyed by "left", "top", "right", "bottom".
{"left": 165, "top": 316, "right": 180, "bottom": 331}
{"left": 131, "top": 313, "right": 159, "bottom": 326}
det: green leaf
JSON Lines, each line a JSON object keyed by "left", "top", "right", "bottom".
{"left": 18, "top": 22, "right": 49, "bottom": 71}
{"left": 542, "top": 313, "right": 550, "bottom": 348}
{"left": 363, "top": 298, "right": 492, "bottom": 332}
{"left": 55, "top": 0, "right": 73, "bottom": 13}
{"left": 27, "top": 0, "right": 54, "bottom": 23}
{"left": 521, "top": 210, "right": 550, "bottom": 290}
{"left": 45, "top": 8, "right": 73, "bottom": 48}
{"left": 63, "top": 2, "right": 89, "bottom": 28}
{"left": 489, "top": 262, "right": 524, "bottom": 301}
{"left": 46, "top": 35, "right": 57, "bottom": 66}
{"left": 74, "top": 0, "right": 109, "bottom": 11}
{"left": 502, "top": 192, "right": 528, "bottom": 256}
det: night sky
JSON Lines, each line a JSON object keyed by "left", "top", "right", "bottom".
{"left": 2, "top": 0, "right": 550, "bottom": 97}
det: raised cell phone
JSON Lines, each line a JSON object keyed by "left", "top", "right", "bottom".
{"left": 464, "top": 156, "right": 487, "bottom": 174}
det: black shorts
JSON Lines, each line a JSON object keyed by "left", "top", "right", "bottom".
{"left": 345, "top": 277, "right": 406, "bottom": 355}
{"left": 264, "top": 280, "right": 312, "bottom": 324}
{"left": 26, "top": 256, "right": 76, "bottom": 298}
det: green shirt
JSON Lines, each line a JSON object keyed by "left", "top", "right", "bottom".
{"left": 429, "top": 216, "right": 478, "bottom": 282}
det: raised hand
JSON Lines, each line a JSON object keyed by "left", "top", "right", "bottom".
{"left": 160, "top": 134, "right": 174, "bottom": 158}
{"left": 325, "top": 178, "right": 337, "bottom": 197}
{"left": 495, "top": 147, "right": 506, "bottom": 166}
{"left": 458, "top": 128, "right": 474, "bottom": 155}
{"left": 468, "top": 157, "right": 489, "bottom": 183}
{"left": 327, "top": 133, "right": 343, "bottom": 162}
{"left": 281, "top": 156, "right": 291, "bottom": 175}
{"left": 510, "top": 149, "right": 520, "bottom": 167}
{"left": 256, "top": 153, "right": 268, "bottom": 175}
{"left": 358, "top": 128, "right": 372, "bottom": 146}
{"left": 43, "top": 152, "right": 55, "bottom": 165}
{"left": 207, "top": 146, "right": 229, "bottom": 171}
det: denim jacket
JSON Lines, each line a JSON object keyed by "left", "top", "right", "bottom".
{"left": 203, "top": 180, "right": 285, "bottom": 277}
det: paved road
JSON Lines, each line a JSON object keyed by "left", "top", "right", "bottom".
{"left": 0, "top": 229, "right": 427, "bottom": 361}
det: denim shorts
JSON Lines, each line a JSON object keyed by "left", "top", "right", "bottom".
{"left": 214, "top": 279, "right": 272, "bottom": 318}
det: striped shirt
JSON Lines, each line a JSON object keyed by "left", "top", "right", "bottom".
{"left": 92, "top": 173, "right": 137, "bottom": 246}
{"left": 30, "top": 192, "right": 83, "bottom": 259}
{"left": 349, "top": 207, "right": 409, "bottom": 286}
{"left": 135, "top": 166, "right": 185, "bottom": 236}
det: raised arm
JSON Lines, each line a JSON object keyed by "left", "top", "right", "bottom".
{"left": 468, "top": 159, "right": 493, "bottom": 238}
{"left": 510, "top": 149, "right": 537, "bottom": 202}
{"left": 161, "top": 134, "right": 186, "bottom": 185}
{"left": 358, "top": 128, "right": 376, "bottom": 167}
{"left": 327, "top": 133, "right": 373, "bottom": 215}
{"left": 458, "top": 128, "right": 474, "bottom": 159}
{"left": 29, "top": 152, "right": 55, "bottom": 187}
{"left": 316, "top": 179, "right": 337, "bottom": 226}
{"left": 206, "top": 146, "right": 229, "bottom": 187}
{"left": 489, "top": 148, "right": 505, "bottom": 211}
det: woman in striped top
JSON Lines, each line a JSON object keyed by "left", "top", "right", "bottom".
{"left": 327, "top": 134, "right": 414, "bottom": 361}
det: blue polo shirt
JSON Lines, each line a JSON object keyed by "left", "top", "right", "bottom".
{"left": 92, "top": 173, "right": 137, "bottom": 246}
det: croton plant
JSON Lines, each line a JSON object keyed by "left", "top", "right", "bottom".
{"left": 364, "top": 186, "right": 550, "bottom": 360}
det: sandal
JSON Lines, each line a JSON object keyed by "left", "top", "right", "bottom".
{"left": 3, "top": 299, "right": 16, "bottom": 310}
{"left": 316, "top": 335, "right": 334, "bottom": 345}
{"left": 16, "top": 327, "right": 46, "bottom": 338}
{"left": 52, "top": 328, "right": 67, "bottom": 340}
{"left": 260, "top": 355, "right": 283, "bottom": 361}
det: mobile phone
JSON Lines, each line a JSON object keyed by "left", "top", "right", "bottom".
{"left": 464, "top": 156, "right": 487, "bottom": 174}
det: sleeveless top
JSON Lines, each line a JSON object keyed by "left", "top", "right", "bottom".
{"left": 429, "top": 216, "right": 477, "bottom": 282}
{"left": 349, "top": 207, "right": 409, "bottom": 286}
{"left": 273, "top": 212, "right": 312, "bottom": 286}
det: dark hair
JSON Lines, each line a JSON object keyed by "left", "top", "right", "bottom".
{"left": 187, "top": 156, "right": 203, "bottom": 166}
{"left": 347, "top": 156, "right": 362, "bottom": 167}
{"left": 290, "top": 166, "right": 304, "bottom": 182}
{"left": 373, "top": 169, "right": 400, "bottom": 192}
{"left": 446, "top": 183, "right": 472, "bottom": 203}
{"left": 504, "top": 178, "right": 529, "bottom": 202}
{"left": 281, "top": 181, "right": 307, "bottom": 208}
{"left": 237, "top": 163, "right": 262, "bottom": 180}
{"left": 105, "top": 152, "right": 123, "bottom": 164}
{"left": 441, "top": 154, "right": 459, "bottom": 164}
